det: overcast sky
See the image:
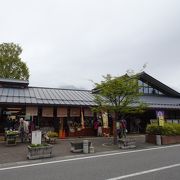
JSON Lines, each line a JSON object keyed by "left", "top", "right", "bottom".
{"left": 0, "top": 0, "right": 180, "bottom": 91}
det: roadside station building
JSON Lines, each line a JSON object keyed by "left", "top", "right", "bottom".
{"left": 0, "top": 72, "right": 180, "bottom": 136}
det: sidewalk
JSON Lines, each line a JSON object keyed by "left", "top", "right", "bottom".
{"left": 0, "top": 135, "right": 154, "bottom": 165}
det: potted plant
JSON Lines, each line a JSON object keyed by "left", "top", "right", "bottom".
{"left": 47, "top": 131, "right": 58, "bottom": 138}
{"left": 5, "top": 130, "right": 19, "bottom": 145}
{"left": 69, "top": 127, "right": 75, "bottom": 133}
{"left": 44, "top": 131, "right": 58, "bottom": 144}
{"left": 77, "top": 124, "right": 82, "bottom": 131}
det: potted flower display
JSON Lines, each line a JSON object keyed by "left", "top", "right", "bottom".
{"left": 5, "top": 130, "right": 19, "bottom": 145}
{"left": 44, "top": 131, "right": 58, "bottom": 144}
{"left": 69, "top": 127, "right": 75, "bottom": 133}
{"left": 77, "top": 125, "right": 82, "bottom": 131}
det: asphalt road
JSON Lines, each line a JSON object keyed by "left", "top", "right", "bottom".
{"left": 0, "top": 144, "right": 180, "bottom": 180}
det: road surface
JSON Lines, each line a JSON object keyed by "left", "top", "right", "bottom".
{"left": 0, "top": 144, "right": 180, "bottom": 180}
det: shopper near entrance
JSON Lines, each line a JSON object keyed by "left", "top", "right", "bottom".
{"left": 94, "top": 120, "right": 99, "bottom": 136}
{"left": 97, "top": 121, "right": 102, "bottom": 136}
{"left": 19, "top": 118, "right": 29, "bottom": 142}
{"left": 19, "top": 118, "right": 25, "bottom": 142}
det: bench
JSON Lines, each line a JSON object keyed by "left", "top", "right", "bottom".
{"left": 70, "top": 141, "right": 91, "bottom": 153}
{"left": 118, "top": 138, "right": 136, "bottom": 149}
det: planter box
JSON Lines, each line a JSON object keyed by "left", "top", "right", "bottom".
{"left": 161, "top": 136, "right": 178, "bottom": 145}
{"left": 27, "top": 144, "right": 53, "bottom": 160}
{"left": 146, "top": 134, "right": 180, "bottom": 145}
{"left": 175, "top": 136, "right": 180, "bottom": 143}
{"left": 145, "top": 134, "right": 156, "bottom": 144}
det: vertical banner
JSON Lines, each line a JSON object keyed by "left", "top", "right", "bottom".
{"left": 102, "top": 111, "right": 108, "bottom": 128}
{"left": 81, "top": 108, "right": 85, "bottom": 129}
{"left": 156, "top": 110, "right": 165, "bottom": 126}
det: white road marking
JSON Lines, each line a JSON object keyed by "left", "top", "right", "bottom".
{"left": 0, "top": 144, "right": 180, "bottom": 171}
{"left": 106, "top": 163, "right": 180, "bottom": 180}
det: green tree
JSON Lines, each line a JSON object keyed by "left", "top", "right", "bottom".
{"left": 0, "top": 43, "right": 29, "bottom": 80}
{"left": 93, "top": 72, "right": 146, "bottom": 144}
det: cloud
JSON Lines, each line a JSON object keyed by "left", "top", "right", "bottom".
{"left": 0, "top": 0, "right": 180, "bottom": 90}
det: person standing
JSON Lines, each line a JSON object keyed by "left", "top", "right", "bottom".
{"left": 97, "top": 121, "right": 102, "bottom": 136}
{"left": 29, "top": 119, "right": 35, "bottom": 134}
{"left": 117, "top": 122, "right": 122, "bottom": 139}
{"left": 19, "top": 118, "right": 25, "bottom": 143}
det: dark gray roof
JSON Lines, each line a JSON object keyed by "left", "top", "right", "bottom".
{"left": 139, "top": 72, "right": 180, "bottom": 97}
{"left": 0, "top": 87, "right": 96, "bottom": 106}
{"left": 0, "top": 78, "right": 29, "bottom": 84}
{"left": 1, "top": 86, "right": 180, "bottom": 109}
{"left": 140, "top": 95, "right": 180, "bottom": 109}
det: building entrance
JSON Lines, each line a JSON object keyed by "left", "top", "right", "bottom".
{"left": 0, "top": 107, "right": 25, "bottom": 133}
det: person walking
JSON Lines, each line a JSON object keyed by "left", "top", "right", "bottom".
{"left": 117, "top": 124, "right": 122, "bottom": 139}
{"left": 19, "top": 118, "right": 25, "bottom": 143}
{"left": 120, "top": 119, "right": 127, "bottom": 138}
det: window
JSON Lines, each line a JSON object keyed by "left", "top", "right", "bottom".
{"left": 144, "top": 87, "right": 149, "bottom": 94}
{"left": 138, "top": 80, "right": 164, "bottom": 95}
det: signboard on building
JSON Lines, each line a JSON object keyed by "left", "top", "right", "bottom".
{"left": 57, "top": 107, "right": 68, "bottom": 117}
{"left": 26, "top": 107, "right": 38, "bottom": 116}
{"left": 102, "top": 112, "right": 108, "bottom": 128}
{"left": 70, "top": 108, "right": 80, "bottom": 117}
{"left": 42, "top": 107, "right": 53, "bottom": 117}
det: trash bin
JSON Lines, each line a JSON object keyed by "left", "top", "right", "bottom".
{"left": 83, "top": 140, "right": 89, "bottom": 154}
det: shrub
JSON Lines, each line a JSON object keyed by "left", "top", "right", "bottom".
{"left": 47, "top": 131, "right": 58, "bottom": 138}
{"left": 146, "top": 123, "right": 180, "bottom": 135}
{"left": 30, "top": 143, "right": 48, "bottom": 148}
{"left": 6, "top": 130, "right": 19, "bottom": 135}
{"left": 173, "top": 123, "right": 180, "bottom": 135}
